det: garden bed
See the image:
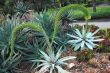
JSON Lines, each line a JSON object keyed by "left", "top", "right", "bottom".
{"left": 14, "top": 52, "right": 110, "bottom": 73}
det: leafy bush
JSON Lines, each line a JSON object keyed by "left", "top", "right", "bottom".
{"left": 47, "top": 6, "right": 110, "bottom": 19}
{"left": 72, "top": 6, "right": 110, "bottom": 19}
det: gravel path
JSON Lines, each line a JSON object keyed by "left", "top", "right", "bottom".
{"left": 70, "top": 19, "right": 110, "bottom": 28}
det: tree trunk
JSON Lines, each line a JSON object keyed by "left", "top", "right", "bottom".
{"left": 93, "top": 1, "right": 96, "bottom": 12}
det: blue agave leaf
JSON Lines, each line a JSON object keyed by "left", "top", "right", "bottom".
{"left": 92, "top": 29, "right": 100, "bottom": 36}
{"left": 74, "top": 43, "right": 81, "bottom": 51}
{"left": 90, "top": 39, "right": 104, "bottom": 42}
{"left": 81, "top": 41, "right": 85, "bottom": 48}
{"left": 85, "top": 42, "right": 93, "bottom": 50}
{"left": 39, "top": 50, "right": 51, "bottom": 62}
{"left": 86, "top": 40, "right": 98, "bottom": 47}
{"left": 67, "top": 34, "right": 80, "bottom": 39}
{"left": 75, "top": 29, "right": 82, "bottom": 38}
{"left": 86, "top": 32, "right": 92, "bottom": 38}
{"left": 39, "top": 65, "right": 51, "bottom": 73}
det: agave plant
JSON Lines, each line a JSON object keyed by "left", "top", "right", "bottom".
{"left": 32, "top": 48, "right": 76, "bottom": 73}
{"left": 34, "top": 12, "right": 55, "bottom": 36}
{"left": 0, "top": 16, "right": 21, "bottom": 50}
{"left": 15, "top": 1, "right": 32, "bottom": 17}
{"left": 9, "top": 4, "right": 89, "bottom": 72}
{"left": 67, "top": 27, "right": 104, "bottom": 51}
{"left": 0, "top": 16, "right": 22, "bottom": 73}
{"left": 0, "top": 50, "right": 21, "bottom": 73}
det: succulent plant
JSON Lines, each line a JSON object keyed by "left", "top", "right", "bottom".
{"left": 0, "top": 48, "right": 21, "bottom": 73}
{"left": 32, "top": 48, "right": 76, "bottom": 73}
{"left": 0, "top": 16, "right": 21, "bottom": 51}
{"left": 67, "top": 27, "right": 104, "bottom": 51}
{"left": 0, "top": 16, "right": 22, "bottom": 73}
{"left": 15, "top": 1, "right": 32, "bottom": 17}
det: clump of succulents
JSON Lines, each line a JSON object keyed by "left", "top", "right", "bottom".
{"left": 67, "top": 26, "right": 104, "bottom": 51}
{"left": 32, "top": 48, "right": 76, "bottom": 73}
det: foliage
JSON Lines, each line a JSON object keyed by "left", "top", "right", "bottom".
{"left": 10, "top": 4, "right": 89, "bottom": 58}
{"left": 32, "top": 48, "right": 76, "bottom": 73}
{"left": 67, "top": 27, "right": 104, "bottom": 51}
{"left": 34, "top": 12, "right": 55, "bottom": 37}
{"left": 15, "top": 1, "right": 33, "bottom": 17}
{"left": 3, "top": 1, "right": 14, "bottom": 15}
{"left": 46, "top": 6, "right": 110, "bottom": 20}
{"left": 8, "top": 4, "right": 91, "bottom": 72}
{"left": 9, "top": 22, "right": 47, "bottom": 59}
{"left": 34, "top": 12, "right": 69, "bottom": 49}
{"left": 0, "top": 16, "right": 21, "bottom": 52}
{"left": 71, "top": 6, "right": 110, "bottom": 19}
{"left": 53, "top": 4, "right": 91, "bottom": 44}
{"left": 0, "top": 16, "right": 22, "bottom": 73}
{"left": 0, "top": 51, "right": 21, "bottom": 73}
{"left": 77, "top": 50, "right": 94, "bottom": 62}
{"left": 97, "top": 28, "right": 110, "bottom": 52}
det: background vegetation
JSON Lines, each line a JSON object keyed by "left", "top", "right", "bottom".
{"left": 0, "top": 0, "right": 110, "bottom": 73}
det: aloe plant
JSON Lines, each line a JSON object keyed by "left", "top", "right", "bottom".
{"left": 67, "top": 27, "right": 104, "bottom": 51}
{"left": 32, "top": 48, "right": 76, "bottom": 73}
{"left": 10, "top": 4, "right": 90, "bottom": 57}
{"left": 9, "top": 4, "right": 90, "bottom": 72}
{"left": 53, "top": 4, "right": 91, "bottom": 44}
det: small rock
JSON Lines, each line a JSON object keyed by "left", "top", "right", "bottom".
{"left": 68, "top": 63, "right": 76, "bottom": 69}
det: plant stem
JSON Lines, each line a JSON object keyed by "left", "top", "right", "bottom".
{"left": 42, "top": 30, "right": 53, "bottom": 53}
{"left": 105, "top": 28, "right": 108, "bottom": 37}
{"left": 85, "top": 19, "right": 88, "bottom": 32}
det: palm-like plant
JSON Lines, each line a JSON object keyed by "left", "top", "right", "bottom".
{"left": 67, "top": 27, "right": 104, "bottom": 51}
{"left": 32, "top": 48, "right": 76, "bottom": 73}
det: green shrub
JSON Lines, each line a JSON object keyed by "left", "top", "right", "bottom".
{"left": 47, "top": 6, "right": 110, "bottom": 19}
{"left": 73, "top": 6, "right": 110, "bottom": 19}
{"left": 77, "top": 49, "right": 94, "bottom": 62}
